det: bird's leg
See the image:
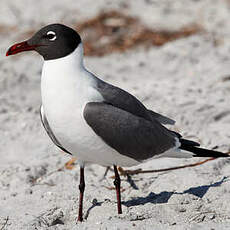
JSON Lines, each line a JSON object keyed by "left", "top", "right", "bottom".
{"left": 77, "top": 166, "right": 85, "bottom": 222}
{"left": 113, "top": 165, "right": 122, "bottom": 214}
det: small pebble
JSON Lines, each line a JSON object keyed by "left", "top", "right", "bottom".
{"left": 25, "top": 188, "right": 33, "bottom": 195}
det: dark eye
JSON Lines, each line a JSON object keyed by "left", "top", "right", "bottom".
{"left": 44, "top": 31, "right": 57, "bottom": 41}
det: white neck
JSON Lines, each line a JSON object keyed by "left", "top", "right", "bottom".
{"left": 43, "top": 43, "right": 85, "bottom": 70}
{"left": 41, "top": 43, "right": 102, "bottom": 113}
{"left": 41, "top": 43, "right": 93, "bottom": 91}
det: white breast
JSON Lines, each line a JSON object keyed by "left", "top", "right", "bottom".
{"left": 41, "top": 45, "right": 139, "bottom": 167}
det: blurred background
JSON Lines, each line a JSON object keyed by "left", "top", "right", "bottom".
{"left": 1, "top": 0, "right": 230, "bottom": 229}
{"left": 1, "top": 0, "right": 230, "bottom": 160}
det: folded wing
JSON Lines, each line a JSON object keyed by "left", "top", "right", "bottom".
{"left": 95, "top": 79, "right": 175, "bottom": 125}
{"left": 83, "top": 102, "right": 177, "bottom": 161}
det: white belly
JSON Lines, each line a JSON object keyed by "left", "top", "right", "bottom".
{"left": 41, "top": 51, "right": 139, "bottom": 167}
{"left": 42, "top": 94, "right": 138, "bottom": 167}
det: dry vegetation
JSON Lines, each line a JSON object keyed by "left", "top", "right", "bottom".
{"left": 75, "top": 11, "right": 203, "bottom": 56}
{"left": 17, "top": 11, "right": 203, "bottom": 57}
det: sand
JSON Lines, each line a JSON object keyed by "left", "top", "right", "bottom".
{"left": 1, "top": 0, "right": 230, "bottom": 229}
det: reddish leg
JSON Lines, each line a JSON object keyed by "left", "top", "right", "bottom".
{"left": 77, "top": 166, "right": 85, "bottom": 222}
{"left": 113, "top": 165, "right": 122, "bottom": 214}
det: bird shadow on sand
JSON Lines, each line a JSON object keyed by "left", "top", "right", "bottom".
{"left": 182, "top": 176, "right": 228, "bottom": 198}
{"left": 123, "top": 191, "right": 174, "bottom": 207}
{"left": 122, "top": 176, "right": 228, "bottom": 207}
{"left": 84, "top": 199, "right": 103, "bottom": 220}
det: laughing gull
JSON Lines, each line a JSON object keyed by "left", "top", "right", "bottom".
{"left": 6, "top": 23, "right": 228, "bottom": 222}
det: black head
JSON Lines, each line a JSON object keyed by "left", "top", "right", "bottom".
{"left": 6, "top": 24, "right": 81, "bottom": 60}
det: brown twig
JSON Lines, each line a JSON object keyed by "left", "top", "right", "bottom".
{"left": 33, "top": 158, "right": 77, "bottom": 184}
{"left": 35, "top": 152, "right": 230, "bottom": 183}
{"left": 33, "top": 166, "right": 64, "bottom": 185}
{"left": 116, "top": 158, "right": 218, "bottom": 177}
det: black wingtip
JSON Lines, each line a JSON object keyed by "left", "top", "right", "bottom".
{"left": 180, "top": 145, "right": 229, "bottom": 158}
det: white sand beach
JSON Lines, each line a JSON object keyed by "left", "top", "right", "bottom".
{"left": 1, "top": 0, "right": 230, "bottom": 229}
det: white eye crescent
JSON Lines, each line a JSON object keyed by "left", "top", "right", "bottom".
{"left": 47, "top": 31, "right": 57, "bottom": 41}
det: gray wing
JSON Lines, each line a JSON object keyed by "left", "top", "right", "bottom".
{"left": 95, "top": 79, "right": 175, "bottom": 125}
{"left": 40, "top": 106, "right": 72, "bottom": 155}
{"left": 147, "top": 110, "right": 175, "bottom": 125}
{"left": 83, "top": 102, "right": 177, "bottom": 161}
